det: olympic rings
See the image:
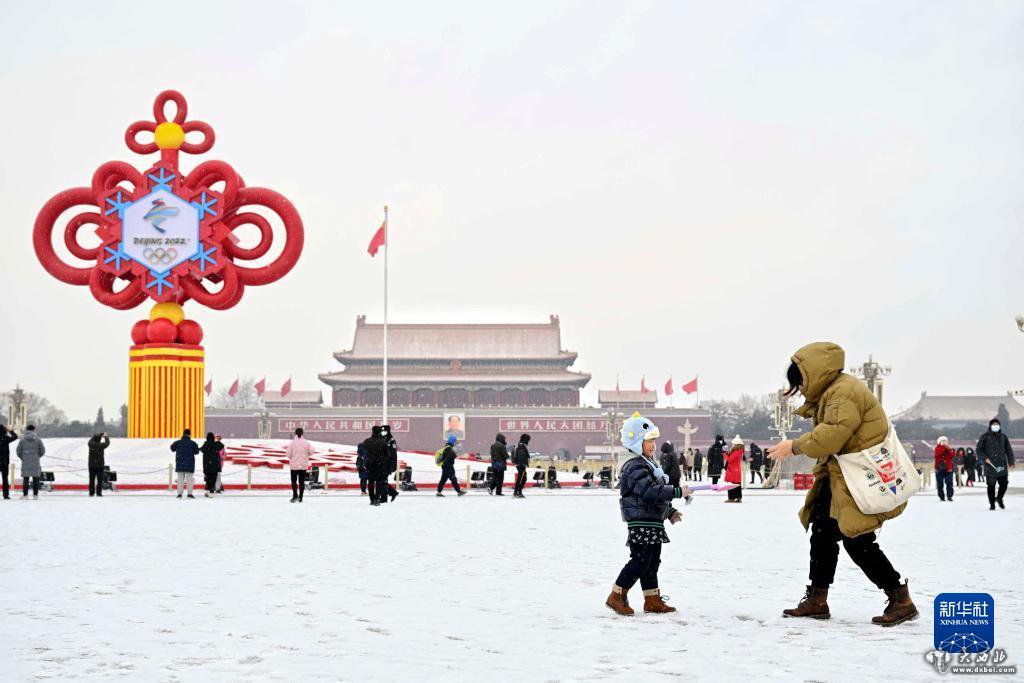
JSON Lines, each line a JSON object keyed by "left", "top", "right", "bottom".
{"left": 142, "top": 247, "right": 178, "bottom": 265}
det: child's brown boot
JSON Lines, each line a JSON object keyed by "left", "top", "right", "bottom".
{"left": 605, "top": 585, "right": 634, "bottom": 616}
{"left": 643, "top": 589, "right": 677, "bottom": 613}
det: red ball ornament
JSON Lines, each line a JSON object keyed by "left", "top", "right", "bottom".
{"left": 177, "top": 319, "right": 204, "bottom": 345}
{"left": 147, "top": 317, "right": 178, "bottom": 344}
{"left": 131, "top": 320, "right": 150, "bottom": 344}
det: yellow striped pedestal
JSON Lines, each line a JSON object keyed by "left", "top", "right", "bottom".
{"left": 128, "top": 344, "right": 205, "bottom": 438}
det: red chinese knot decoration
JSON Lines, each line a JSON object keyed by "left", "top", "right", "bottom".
{"left": 33, "top": 90, "right": 304, "bottom": 310}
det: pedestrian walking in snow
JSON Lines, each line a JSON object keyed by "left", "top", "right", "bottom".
{"left": 171, "top": 429, "right": 199, "bottom": 498}
{"left": 973, "top": 445, "right": 984, "bottom": 483}
{"left": 513, "top": 434, "right": 531, "bottom": 498}
{"left": 200, "top": 433, "right": 223, "bottom": 498}
{"left": 725, "top": 436, "right": 744, "bottom": 502}
{"left": 976, "top": 419, "right": 1015, "bottom": 510}
{"left": 963, "top": 447, "right": 977, "bottom": 487}
{"left": 605, "top": 413, "right": 691, "bottom": 616}
{"left": 356, "top": 441, "right": 369, "bottom": 495}
{"left": 684, "top": 448, "right": 694, "bottom": 481}
{"left": 706, "top": 435, "right": 725, "bottom": 485}
{"left": 953, "top": 446, "right": 964, "bottom": 488}
{"left": 0, "top": 424, "right": 15, "bottom": 500}
{"left": 768, "top": 342, "right": 918, "bottom": 627}
{"left": 691, "top": 448, "right": 703, "bottom": 481}
{"left": 659, "top": 442, "right": 682, "bottom": 486}
{"left": 87, "top": 432, "right": 110, "bottom": 497}
{"left": 215, "top": 434, "right": 225, "bottom": 493}
{"left": 363, "top": 426, "right": 389, "bottom": 506}
{"left": 286, "top": 427, "right": 314, "bottom": 503}
{"left": 436, "top": 435, "right": 465, "bottom": 497}
{"left": 934, "top": 437, "right": 955, "bottom": 502}
{"left": 749, "top": 442, "right": 764, "bottom": 484}
{"left": 379, "top": 425, "right": 399, "bottom": 503}
{"left": 489, "top": 433, "right": 509, "bottom": 495}
{"left": 16, "top": 425, "right": 44, "bottom": 499}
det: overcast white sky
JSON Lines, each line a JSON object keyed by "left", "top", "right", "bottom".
{"left": 1, "top": 1, "right": 1023, "bottom": 421}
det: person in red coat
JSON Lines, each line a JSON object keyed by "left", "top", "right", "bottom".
{"left": 725, "top": 435, "right": 744, "bottom": 502}
{"left": 934, "top": 436, "right": 955, "bottom": 502}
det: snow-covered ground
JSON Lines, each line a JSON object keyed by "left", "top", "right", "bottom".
{"left": 2, "top": 473, "right": 1021, "bottom": 681}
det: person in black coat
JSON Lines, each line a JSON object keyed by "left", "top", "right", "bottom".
{"left": 362, "top": 426, "right": 389, "bottom": 507}
{"left": 1, "top": 424, "right": 18, "bottom": 500}
{"left": 963, "top": 447, "right": 977, "bottom": 486}
{"left": 706, "top": 435, "right": 726, "bottom": 484}
{"left": 379, "top": 425, "right": 400, "bottom": 503}
{"left": 691, "top": 448, "right": 703, "bottom": 481}
{"left": 356, "top": 442, "right": 369, "bottom": 495}
{"left": 659, "top": 441, "right": 682, "bottom": 486}
{"left": 170, "top": 429, "right": 200, "bottom": 499}
{"left": 976, "top": 419, "right": 1016, "bottom": 510}
{"left": 512, "top": 434, "right": 531, "bottom": 498}
{"left": 489, "top": 433, "right": 509, "bottom": 495}
{"left": 748, "top": 442, "right": 764, "bottom": 484}
{"left": 86, "top": 432, "right": 110, "bottom": 497}
{"left": 436, "top": 435, "right": 465, "bottom": 497}
{"left": 200, "top": 433, "right": 223, "bottom": 498}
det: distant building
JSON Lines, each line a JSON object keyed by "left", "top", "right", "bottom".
{"left": 598, "top": 390, "right": 659, "bottom": 412}
{"left": 207, "top": 315, "right": 713, "bottom": 454}
{"left": 263, "top": 390, "right": 323, "bottom": 409}
{"left": 318, "top": 315, "right": 591, "bottom": 408}
{"left": 893, "top": 392, "right": 1024, "bottom": 428}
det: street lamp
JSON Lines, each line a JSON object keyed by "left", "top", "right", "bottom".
{"left": 850, "top": 355, "right": 891, "bottom": 405}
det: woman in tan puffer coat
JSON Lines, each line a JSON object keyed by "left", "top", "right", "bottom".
{"left": 766, "top": 342, "right": 918, "bottom": 627}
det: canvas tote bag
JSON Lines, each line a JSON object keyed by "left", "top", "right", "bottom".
{"left": 835, "top": 422, "right": 921, "bottom": 514}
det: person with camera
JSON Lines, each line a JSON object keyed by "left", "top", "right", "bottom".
{"left": 200, "top": 432, "right": 224, "bottom": 499}
{"left": 0, "top": 423, "right": 17, "bottom": 500}
{"left": 170, "top": 428, "right": 199, "bottom": 499}
{"left": 513, "top": 434, "right": 531, "bottom": 498}
{"left": 87, "top": 432, "right": 110, "bottom": 497}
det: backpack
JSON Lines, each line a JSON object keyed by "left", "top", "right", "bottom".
{"left": 435, "top": 448, "right": 447, "bottom": 466}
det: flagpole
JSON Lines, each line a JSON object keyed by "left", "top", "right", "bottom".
{"left": 383, "top": 205, "right": 389, "bottom": 427}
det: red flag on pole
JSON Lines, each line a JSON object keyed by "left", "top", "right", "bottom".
{"left": 281, "top": 377, "right": 292, "bottom": 398}
{"left": 228, "top": 378, "right": 239, "bottom": 397}
{"left": 367, "top": 221, "right": 386, "bottom": 257}
{"left": 615, "top": 375, "right": 620, "bottom": 392}
{"left": 204, "top": 378, "right": 212, "bottom": 396}
{"left": 664, "top": 377, "right": 674, "bottom": 396}
{"left": 254, "top": 377, "right": 266, "bottom": 397}
{"left": 641, "top": 376, "right": 650, "bottom": 394}
{"left": 682, "top": 377, "right": 699, "bottom": 394}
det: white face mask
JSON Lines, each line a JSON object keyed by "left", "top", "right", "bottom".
{"left": 991, "top": 424, "right": 1001, "bottom": 433}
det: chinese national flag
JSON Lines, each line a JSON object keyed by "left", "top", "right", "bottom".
{"left": 367, "top": 222, "right": 386, "bottom": 257}
{"left": 281, "top": 377, "right": 292, "bottom": 397}
{"left": 204, "top": 379, "right": 212, "bottom": 396}
{"left": 664, "top": 377, "right": 674, "bottom": 396}
{"left": 640, "top": 376, "right": 650, "bottom": 394}
{"left": 254, "top": 377, "right": 266, "bottom": 397}
{"left": 682, "top": 377, "right": 699, "bottom": 395}
{"left": 228, "top": 378, "right": 239, "bottom": 397}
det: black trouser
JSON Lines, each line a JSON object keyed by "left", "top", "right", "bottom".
{"left": 728, "top": 484, "right": 742, "bottom": 501}
{"left": 808, "top": 479, "right": 900, "bottom": 590}
{"left": 694, "top": 468, "right": 702, "bottom": 481}
{"left": 204, "top": 469, "right": 218, "bottom": 494}
{"left": 23, "top": 476, "right": 40, "bottom": 497}
{"left": 437, "top": 466, "right": 461, "bottom": 494}
{"left": 368, "top": 477, "right": 389, "bottom": 503}
{"left": 514, "top": 465, "right": 527, "bottom": 495}
{"left": 684, "top": 467, "right": 692, "bottom": 481}
{"left": 88, "top": 467, "right": 105, "bottom": 496}
{"left": 2, "top": 462, "right": 11, "bottom": 498}
{"left": 750, "top": 467, "right": 763, "bottom": 483}
{"left": 711, "top": 475, "right": 719, "bottom": 485}
{"left": 290, "top": 469, "right": 307, "bottom": 500}
{"left": 988, "top": 474, "right": 1008, "bottom": 505}
{"left": 491, "top": 466, "right": 505, "bottom": 493}
{"left": 359, "top": 472, "right": 367, "bottom": 494}
{"left": 615, "top": 542, "right": 662, "bottom": 591}
{"left": 379, "top": 479, "right": 397, "bottom": 503}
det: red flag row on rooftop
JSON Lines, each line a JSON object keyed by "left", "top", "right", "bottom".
{"left": 631, "top": 376, "right": 699, "bottom": 397}
{"left": 204, "top": 377, "right": 293, "bottom": 398}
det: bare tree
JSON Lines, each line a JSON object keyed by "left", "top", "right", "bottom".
{"left": 0, "top": 390, "right": 67, "bottom": 426}
{"left": 212, "top": 377, "right": 263, "bottom": 410}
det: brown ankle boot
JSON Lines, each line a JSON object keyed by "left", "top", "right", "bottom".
{"left": 606, "top": 586, "right": 634, "bottom": 616}
{"left": 643, "top": 589, "right": 677, "bottom": 613}
{"left": 872, "top": 580, "right": 919, "bottom": 626}
{"left": 782, "top": 585, "right": 830, "bottom": 619}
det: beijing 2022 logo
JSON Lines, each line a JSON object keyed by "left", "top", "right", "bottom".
{"left": 924, "top": 593, "right": 1017, "bottom": 675}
